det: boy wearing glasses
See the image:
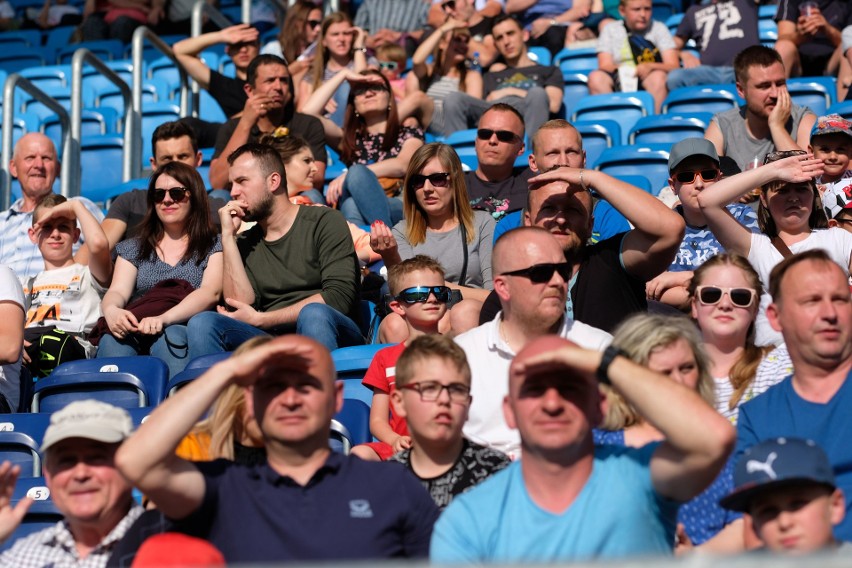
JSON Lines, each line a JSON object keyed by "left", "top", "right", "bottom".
{"left": 389, "top": 334, "right": 510, "bottom": 509}
{"left": 351, "top": 256, "right": 451, "bottom": 461}
{"left": 647, "top": 138, "right": 759, "bottom": 309}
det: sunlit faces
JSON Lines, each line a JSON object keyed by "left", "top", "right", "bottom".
{"left": 249, "top": 63, "right": 292, "bottom": 109}
{"left": 229, "top": 154, "right": 277, "bottom": 222}
{"left": 750, "top": 485, "right": 845, "bottom": 555}
{"left": 491, "top": 17, "right": 526, "bottom": 61}
{"left": 392, "top": 356, "right": 470, "bottom": 446}
{"left": 226, "top": 39, "right": 259, "bottom": 71}
{"left": 352, "top": 81, "right": 391, "bottom": 117}
{"left": 153, "top": 173, "right": 192, "bottom": 227}
{"left": 323, "top": 21, "right": 354, "bottom": 59}
{"left": 151, "top": 136, "right": 202, "bottom": 169}
{"left": 44, "top": 439, "right": 132, "bottom": 528}
{"left": 10, "top": 134, "right": 58, "bottom": 201}
{"left": 620, "top": 0, "right": 652, "bottom": 32}
{"left": 414, "top": 157, "right": 454, "bottom": 219}
{"left": 389, "top": 268, "right": 448, "bottom": 327}
{"left": 645, "top": 338, "right": 700, "bottom": 390}
{"left": 304, "top": 8, "right": 323, "bottom": 44}
{"left": 738, "top": 62, "right": 787, "bottom": 120}
{"left": 475, "top": 109, "right": 525, "bottom": 169}
{"left": 760, "top": 183, "right": 814, "bottom": 232}
{"left": 810, "top": 133, "right": 852, "bottom": 182}
{"left": 29, "top": 206, "right": 78, "bottom": 262}
{"left": 670, "top": 156, "right": 720, "bottom": 212}
{"left": 524, "top": 181, "right": 593, "bottom": 256}
{"left": 691, "top": 264, "right": 759, "bottom": 342}
{"left": 284, "top": 147, "right": 317, "bottom": 194}
{"left": 530, "top": 127, "right": 585, "bottom": 171}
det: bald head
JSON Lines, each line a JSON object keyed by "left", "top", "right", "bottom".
{"left": 493, "top": 226, "right": 557, "bottom": 274}
{"left": 11, "top": 133, "right": 59, "bottom": 205}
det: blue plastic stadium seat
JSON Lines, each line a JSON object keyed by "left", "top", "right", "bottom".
{"left": 0, "top": 30, "right": 42, "bottom": 48}
{"left": 613, "top": 174, "right": 653, "bottom": 194}
{"left": 31, "top": 370, "right": 164, "bottom": 413}
{"left": 185, "top": 352, "right": 230, "bottom": 370}
{"left": 141, "top": 101, "right": 182, "bottom": 163}
{"left": 652, "top": 0, "right": 679, "bottom": 22}
{"left": 0, "top": 432, "right": 41, "bottom": 478}
{"left": 198, "top": 90, "right": 227, "bottom": 123}
{"left": 51, "top": 355, "right": 169, "bottom": 395}
{"left": 20, "top": 65, "right": 70, "bottom": 90}
{"left": 44, "top": 25, "right": 77, "bottom": 52}
{"left": 79, "top": 135, "right": 124, "bottom": 202}
{"left": 527, "top": 46, "right": 552, "bottom": 66}
{"left": 332, "top": 398, "right": 371, "bottom": 450}
{"left": 324, "top": 145, "right": 346, "bottom": 183}
{"left": 758, "top": 4, "right": 777, "bottom": 20}
{"left": 665, "top": 13, "right": 683, "bottom": 36}
{"left": 81, "top": 60, "right": 134, "bottom": 96}
{"left": 0, "top": 50, "right": 47, "bottom": 73}
{"left": 827, "top": 101, "right": 852, "bottom": 120}
{"left": 444, "top": 128, "right": 478, "bottom": 151}
{"left": 662, "top": 84, "right": 741, "bottom": 115}
{"left": 57, "top": 39, "right": 124, "bottom": 63}
{"left": 572, "top": 92, "right": 654, "bottom": 145}
{"left": 562, "top": 73, "right": 589, "bottom": 120}
{"left": 2, "top": 478, "right": 61, "bottom": 551}
{"left": 628, "top": 114, "right": 708, "bottom": 146}
{"left": 758, "top": 19, "right": 777, "bottom": 43}
{"left": 554, "top": 46, "right": 597, "bottom": 69}
{"left": 594, "top": 144, "right": 671, "bottom": 195}
{"left": 787, "top": 76, "right": 835, "bottom": 116}
{"left": 41, "top": 108, "right": 117, "bottom": 158}
{"left": 573, "top": 120, "right": 620, "bottom": 168}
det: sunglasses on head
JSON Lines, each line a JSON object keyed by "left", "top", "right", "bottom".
{"left": 695, "top": 286, "right": 756, "bottom": 308}
{"left": 378, "top": 61, "right": 399, "bottom": 72}
{"left": 674, "top": 169, "right": 719, "bottom": 184}
{"left": 501, "top": 262, "right": 571, "bottom": 283}
{"left": 153, "top": 187, "right": 190, "bottom": 203}
{"left": 352, "top": 83, "right": 387, "bottom": 96}
{"left": 477, "top": 128, "right": 521, "bottom": 143}
{"left": 764, "top": 149, "right": 807, "bottom": 164}
{"left": 409, "top": 172, "right": 450, "bottom": 190}
{"left": 395, "top": 285, "right": 452, "bottom": 303}
{"left": 307, "top": 19, "right": 321, "bottom": 28}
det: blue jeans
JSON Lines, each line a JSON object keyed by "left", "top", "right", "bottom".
{"left": 186, "top": 304, "right": 364, "bottom": 359}
{"left": 328, "top": 82, "right": 350, "bottom": 127}
{"left": 666, "top": 65, "right": 735, "bottom": 91}
{"left": 339, "top": 164, "right": 404, "bottom": 226}
{"left": 96, "top": 325, "right": 189, "bottom": 378}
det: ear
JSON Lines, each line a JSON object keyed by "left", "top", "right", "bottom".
{"left": 28, "top": 226, "right": 37, "bottom": 244}
{"left": 522, "top": 29, "right": 530, "bottom": 43}
{"left": 690, "top": 297, "right": 698, "bottom": 319}
{"left": 195, "top": 151, "right": 204, "bottom": 168}
{"left": 8, "top": 158, "right": 17, "bottom": 179}
{"left": 829, "top": 218, "right": 839, "bottom": 228}
{"left": 831, "top": 488, "right": 846, "bottom": 525}
{"left": 668, "top": 176, "right": 677, "bottom": 194}
{"left": 494, "top": 275, "right": 511, "bottom": 303}
{"left": 766, "top": 301, "right": 782, "bottom": 333}
{"left": 502, "top": 394, "right": 517, "bottom": 430}
{"left": 528, "top": 154, "right": 538, "bottom": 172}
{"left": 390, "top": 389, "right": 406, "bottom": 419}
{"left": 522, "top": 209, "right": 532, "bottom": 226}
{"left": 244, "top": 82, "right": 253, "bottom": 97}
{"left": 149, "top": 155, "right": 157, "bottom": 169}
{"left": 73, "top": 227, "right": 81, "bottom": 244}
{"left": 267, "top": 171, "right": 282, "bottom": 193}
{"left": 333, "top": 380, "right": 344, "bottom": 414}
{"left": 516, "top": 140, "right": 525, "bottom": 158}
{"left": 388, "top": 299, "right": 406, "bottom": 318}
{"left": 735, "top": 81, "right": 745, "bottom": 100}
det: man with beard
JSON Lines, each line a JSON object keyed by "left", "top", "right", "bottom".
{"left": 481, "top": 120, "right": 685, "bottom": 332}
{"left": 186, "top": 143, "right": 363, "bottom": 355}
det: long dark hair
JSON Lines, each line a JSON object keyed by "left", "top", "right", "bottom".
{"left": 278, "top": 0, "right": 318, "bottom": 65}
{"left": 138, "top": 162, "right": 216, "bottom": 266}
{"left": 340, "top": 69, "right": 400, "bottom": 166}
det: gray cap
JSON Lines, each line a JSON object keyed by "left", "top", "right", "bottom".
{"left": 668, "top": 138, "right": 720, "bottom": 172}
{"left": 40, "top": 400, "right": 134, "bottom": 453}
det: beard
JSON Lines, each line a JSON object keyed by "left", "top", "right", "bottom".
{"left": 244, "top": 191, "right": 275, "bottom": 222}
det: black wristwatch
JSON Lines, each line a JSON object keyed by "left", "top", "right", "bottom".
{"left": 596, "top": 345, "right": 626, "bottom": 386}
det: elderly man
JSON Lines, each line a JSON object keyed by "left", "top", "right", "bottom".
{"left": 432, "top": 335, "right": 735, "bottom": 562}
{"left": 456, "top": 226, "right": 612, "bottom": 459}
{"left": 0, "top": 400, "right": 142, "bottom": 566}
{"left": 116, "top": 335, "right": 439, "bottom": 563}
{"left": 736, "top": 250, "right": 852, "bottom": 540}
{"left": 0, "top": 133, "right": 104, "bottom": 280}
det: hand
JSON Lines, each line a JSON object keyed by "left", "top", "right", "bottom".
{"left": 767, "top": 153, "right": 824, "bottom": 184}
{"left": 288, "top": 57, "right": 313, "bottom": 75}
{"left": 217, "top": 297, "right": 264, "bottom": 328}
{"left": 218, "top": 200, "right": 247, "bottom": 238}
{"left": 680, "top": 52, "right": 701, "bottom": 69}
{"left": 510, "top": 343, "right": 599, "bottom": 380}
{"left": 30, "top": 201, "right": 77, "bottom": 235}
{"left": 440, "top": 17, "right": 468, "bottom": 33}
{"left": 105, "top": 306, "right": 139, "bottom": 339}
{"left": 565, "top": 21, "right": 585, "bottom": 44}
{"left": 22, "top": 340, "right": 31, "bottom": 365}
{"left": 325, "top": 172, "right": 347, "bottom": 207}
{"left": 243, "top": 92, "right": 277, "bottom": 123}
{"left": 645, "top": 271, "right": 692, "bottom": 301}
{"left": 0, "top": 462, "right": 32, "bottom": 545}
{"left": 136, "top": 316, "right": 165, "bottom": 336}
{"left": 528, "top": 166, "right": 586, "bottom": 191}
{"left": 530, "top": 18, "right": 552, "bottom": 39}
{"left": 768, "top": 87, "right": 791, "bottom": 129}
{"left": 635, "top": 62, "right": 654, "bottom": 80}
{"left": 392, "top": 435, "right": 412, "bottom": 452}
{"left": 796, "top": 10, "right": 826, "bottom": 36}
{"left": 674, "top": 523, "right": 694, "bottom": 555}
{"left": 351, "top": 26, "right": 368, "bottom": 48}
{"left": 323, "top": 97, "right": 338, "bottom": 116}
{"left": 220, "top": 23, "right": 259, "bottom": 46}
{"left": 223, "top": 338, "right": 317, "bottom": 387}
{"left": 369, "top": 221, "right": 398, "bottom": 257}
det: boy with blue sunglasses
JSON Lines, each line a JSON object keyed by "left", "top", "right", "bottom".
{"left": 351, "top": 255, "right": 449, "bottom": 461}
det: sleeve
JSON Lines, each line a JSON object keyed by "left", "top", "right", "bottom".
{"left": 114, "top": 239, "right": 139, "bottom": 266}
{"left": 733, "top": 205, "right": 760, "bottom": 233}
{"left": 354, "top": 0, "right": 369, "bottom": 29}
{"left": 392, "top": 222, "right": 415, "bottom": 261}
{"left": 674, "top": 9, "right": 694, "bottom": 39}
{"left": 0, "top": 266, "right": 24, "bottom": 308}
{"left": 78, "top": 197, "right": 105, "bottom": 223}
{"left": 361, "top": 347, "right": 391, "bottom": 392}
{"left": 543, "top": 65, "right": 563, "bottom": 89}
{"left": 775, "top": 0, "right": 796, "bottom": 23}
{"left": 314, "top": 209, "right": 360, "bottom": 315}
{"left": 430, "top": 496, "right": 486, "bottom": 563}
{"left": 105, "top": 191, "right": 135, "bottom": 222}
{"left": 844, "top": 25, "right": 852, "bottom": 52}
{"left": 651, "top": 21, "right": 677, "bottom": 52}
{"left": 169, "top": 459, "right": 230, "bottom": 525}
{"left": 400, "top": 468, "right": 441, "bottom": 558}
{"left": 596, "top": 22, "right": 619, "bottom": 55}
{"left": 477, "top": 213, "right": 495, "bottom": 290}
{"left": 212, "top": 119, "right": 238, "bottom": 159}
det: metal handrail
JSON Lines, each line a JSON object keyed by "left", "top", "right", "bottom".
{"left": 190, "top": 0, "right": 237, "bottom": 116}
{"left": 71, "top": 48, "right": 138, "bottom": 185}
{"left": 132, "top": 26, "right": 191, "bottom": 121}
{"left": 1, "top": 74, "right": 74, "bottom": 209}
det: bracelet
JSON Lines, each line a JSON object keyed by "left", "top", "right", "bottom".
{"left": 579, "top": 168, "right": 589, "bottom": 191}
{"left": 549, "top": 18, "right": 558, "bottom": 26}
{"left": 355, "top": 46, "right": 367, "bottom": 53}
{"left": 596, "top": 345, "right": 626, "bottom": 386}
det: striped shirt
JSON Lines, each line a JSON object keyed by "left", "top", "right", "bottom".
{"left": 354, "top": 0, "right": 429, "bottom": 33}
{"left": 0, "top": 197, "right": 104, "bottom": 281}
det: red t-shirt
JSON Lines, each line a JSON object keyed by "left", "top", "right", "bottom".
{"left": 361, "top": 342, "right": 409, "bottom": 437}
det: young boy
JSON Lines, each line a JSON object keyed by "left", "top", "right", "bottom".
{"left": 24, "top": 194, "right": 112, "bottom": 375}
{"left": 389, "top": 334, "right": 509, "bottom": 510}
{"left": 811, "top": 115, "right": 852, "bottom": 230}
{"left": 720, "top": 437, "right": 851, "bottom": 555}
{"left": 351, "top": 255, "right": 450, "bottom": 461}
{"left": 588, "top": 0, "right": 679, "bottom": 112}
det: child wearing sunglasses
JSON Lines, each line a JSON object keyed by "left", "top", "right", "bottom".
{"left": 376, "top": 43, "right": 408, "bottom": 102}
{"left": 388, "top": 334, "right": 510, "bottom": 510}
{"left": 351, "top": 256, "right": 450, "bottom": 462}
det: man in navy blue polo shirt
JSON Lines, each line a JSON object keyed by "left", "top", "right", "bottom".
{"left": 115, "top": 335, "right": 439, "bottom": 564}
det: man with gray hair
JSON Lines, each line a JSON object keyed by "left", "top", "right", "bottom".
{"left": 0, "top": 400, "right": 142, "bottom": 566}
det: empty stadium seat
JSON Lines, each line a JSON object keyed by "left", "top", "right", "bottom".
{"left": 527, "top": 46, "right": 552, "bottom": 66}
{"left": 827, "top": 101, "right": 852, "bottom": 120}
{"left": 141, "top": 101, "right": 182, "bottom": 163}
{"left": 80, "top": 135, "right": 125, "bottom": 202}
{"left": 787, "top": 76, "right": 835, "bottom": 116}
{"left": 444, "top": 128, "right": 478, "bottom": 151}
{"left": 662, "top": 84, "right": 740, "bottom": 115}
{"left": 628, "top": 114, "right": 708, "bottom": 146}
{"left": 20, "top": 65, "right": 70, "bottom": 90}
{"left": 0, "top": 50, "right": 48, "bottom": 73}
{"left": 57, "top": 39, "right": 125, "bottom": 63}
{"left": 561, "top": 73, "right": 590, "bottom": 120}
{"left": 594, "top": 144, "right": 671, "bottom": 194}
{"left": 574, "top": 120, "right": 620, "bottom": 168}
{"left": 758, "top": 19, "right": 778, "bottom": 43}
{"left": 44, "top": 25, "right": 77, "bottom": 52}
{"left": 0, "top": 432, "right": 41, "bottom": 478}
{"left": 555, "top": 47, "right": 597, "bottom": 73}
{"left": 31, "top": 371, "right": 164, "bottom": 413}
{"left": 197, "top": 90, "right": 227, "bottom": 123}
{"left": 652, "top": 0, "right": 680, "bottom": 22}
{"left": 332, "top": 398, "right": 371, "bottom": 450}
{"left": 185, "top": 352, "right": 230, "bottom": 370}
{"left": 51, "top": 355, "right": 169, "bottom": 389}
{"left": 613, "top": 174, "right": 654, "bottom": 194}
{"left": 331, "top": 344, "right": 393, "bottom": 407}
{"left": 0, "top": 30, "right": 42, "bottom": 48}
{"left": 572, "top": 92, "right": 654, "bottom": 145}
{"left": 324, "top": 146, "right": 347, "bottom": 184}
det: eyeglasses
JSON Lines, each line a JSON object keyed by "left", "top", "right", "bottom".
{"left": 307, "top": 19, "right": 321, "bottom": 28}
{"left": 400, "top": 381, "right": 470, "bottom": 403}
{"left": 500, "top": 262, "right": 571, "bottom": 283}
{"left": 229, "top": 41, "right": 257, "bottom": 51}
{"left": 378, "top": 61, "right": 398, "bottom": 72}
{"left": 153, "top": 187, "right": 190, "bottom": 203}
{"left": 352, "top": 83, "right": 387, "bottom": 96}
{"left": 409, "top": 172, "right": 451, "bottom": 190}
{"left": 674, "top": 169, "right": 719, "bottom": 184}
{"left": 477, "top": 128, "right": 521, "bottom": 143}
{"left": 394, "top": 285, "right": 452, "bottom": 303}
{"left": 764, "top": 149, "right": 807, "bottom": 164}
{"left": 695, "top": 286, "right": 757, "bottom": 308}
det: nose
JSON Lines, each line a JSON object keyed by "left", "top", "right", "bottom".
{"left": 541, "top": 387, "right": 565, "bottom": 412}
{"left": 435, "top": 385, "right": 452, "bottom": 404}
{"left": 278, "top": 386, "right": 302, "bottom": 407}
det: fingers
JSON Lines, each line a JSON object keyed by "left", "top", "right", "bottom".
{"left": 0, "top": 462, "right": 20, "bottom": 502}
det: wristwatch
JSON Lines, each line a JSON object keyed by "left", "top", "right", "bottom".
{"left": 596, "top": 345, "right": 626, "bottom": 386}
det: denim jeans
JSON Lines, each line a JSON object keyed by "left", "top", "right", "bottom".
{"left": 186, "top": 303, "right": 364, "bottom": 359}
{"left": 96, "top": 325, "right": 189, "bottom": 378}
{"left": 666, "top": 65, "right": 735, "bottom": 91}
{"left": 442, "top": 87, "right": 550, "bottom": 140}
{"left": 339, "top": 164, "right": 404, "bottom": 226}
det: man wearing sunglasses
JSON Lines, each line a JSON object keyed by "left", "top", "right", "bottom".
{"left": 456, "top": 227, "right": 612, "bottom": 458}
{"left": 646, "top": 138, "right": 759, "bottom": 309}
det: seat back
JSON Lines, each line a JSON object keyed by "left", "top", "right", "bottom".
{"left": 595, "top": 144, "right": 671, "bottom": 194}
{"left": 574, "top": 120, "right": 619, "bottom": 168}
{"left": 827, "top": 101, "right": 852, "bottom": 120}
{"left": 629, "top": 115, "right": 708, "bottom": 146}
{"left": 561, "top": 73, "right": 589, "bottom": 120}
{"left": 0, "top": 432, "right": 41, "bottom": 478}
{"left": 51, "top": 356, "right": 168, "bottom": 402}
{"left": 80, "top": 135, "right": 124, "bottom": 201}
{"left": 572, "top": 92, "right": 654, "bottom": 145}
{"left": 332, "top": 344, "right": 393, "bottom": 407}
{"left": 334, "top": 398, "right": 371, "bottom": 447}
{"left": 32, "top": 371, "right": 154, "bottom": 413}
{"left": 662, "top": 84, "right": 740, "bottom": 115}
{"left": 787, "top": 76, "right": 835, "bottom": 116}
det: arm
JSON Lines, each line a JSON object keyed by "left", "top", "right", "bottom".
{"left": 636, "top": 48, "right": 680, "bottom": 78}
{"left": 505, "top": 0, "right": 536, "bottom": 13}
{"left": 775, "top": 19, "right": 801, "bottom": 45}
{"left": 464, "top": 70, "right": 484, "bottom": 99}
{"left": 0, "top": 301, "right": 23, "bottom": 365}
{"left": 704, "top": 119, "right": 725, "bottom": 157}
{"left": 795, "top": 112, "right": 817, "bottom": 149}
{"left": 646, "top": 270, "right": 693, "bottom": 310}
{"left": 596, "top": 52, "right": 617, "bottom": 74}
{"left": 368, "top": 391, "right": 409, "bottom": 448}
{"left": 219, "top": 202, "right": 255, "bottom": 305}
{"left": 173, "top": 24, "right": 259, "bottom": 90}
{"left": 0, "top": 463, "right": 33, "bottom": 545}
{"left": 100, "top": 256, "right": 140, "bottom": 335}
{"left": 101, "top": 219, "right": 127, "bottom": 252}
{"left": 366, "top": 137, "right": 424, "bottom": 178}
{"left": 545, "top": 85, "right": 563, "bottom": 114}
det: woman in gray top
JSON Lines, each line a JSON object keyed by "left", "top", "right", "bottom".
{"left": 372, "top": 143, "right": 494, "bottom": 341}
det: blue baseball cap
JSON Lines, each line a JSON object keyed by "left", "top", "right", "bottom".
{"left": 720, "top": 437, "right": 836, "bottom": 512}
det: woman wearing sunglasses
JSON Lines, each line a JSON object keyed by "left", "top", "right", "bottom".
{"left": 408, "top": 18, "right": 482, "bottom": 136}
{"left": 97, "top": 162, "right": 222, "bottom": 376}
{"left": 261, "top": 1, "right": 324, "bottom": 91}
{"left": 696, "top": 150, "right": 852, "bottom": 346}
{"left": 371, "top": 143, "right": 494, "bottom": 340}
{"left": 302, "top": 68, "right": 425, "bottom": 226}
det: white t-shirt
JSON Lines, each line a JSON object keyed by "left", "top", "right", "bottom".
{"left": 24, "top": 264, "right": 105, "bottom": 357}
{"left": 455, "top": 312, "right": 612, "bottom": 460}
{"left": 749, "top": 229, "right": 852, "bottom": 346}
{"left": 0, "top": 265, "right": 23, "bottom": 411}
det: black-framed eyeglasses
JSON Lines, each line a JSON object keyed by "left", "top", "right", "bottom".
{"left": 500, "top": 262, "right": 571, "bottom": 284}
{"left": 695, "top": 286, "right": 757, "bottom": 308}
{"left": 764, "top": 149, "right": 807, "bottom": 164}
{"left": 307, "top": 19, "right": 321, "bottom": 28}
{"left": 477, "top": 128, "right": 521, "bottom": 143}
{"left": 378, "top": 61, "right": 398, "bottom": 72}
{"left": 229, "top": 41, "right": 257, "bottom": 51}
{"left": 352, "top": 83, "right": 388, "bottom": 96}
{"left": 409, "top": 172, "right": 450, "bottom": 190}
{"left": 395, "top": 285, "right": 452, "bottom": 303}
{"left": 153, "top": 187, "right": 190, "bottom": 203}
{"left": 674, "top": 169, "right": 719, "bottom": 184}
{"left": 400, "top": 381, "right": 470, "bottom": 403}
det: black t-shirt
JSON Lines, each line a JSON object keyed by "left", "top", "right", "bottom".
{"left": 105, "top": 189, "right": 226, "bottom": 239}
{"left": 776, "top": 0, "right": 852, "bottom": 58}
{"left": 483, "top": 64, "right": 563, "bottom": 98}
{"left": 676, "top": 0, "right": 758, "bottom": 67}
{"left": 212, "top": 112, "right": 328, "bottom": 164}
{"left": 464, "top": 167, "right": 532, "bottom": 221}
{"left": 208, "top": 70, "right": 247, "bottom": 118}
{"left": 479, "top": 232, "right": 646, "bottom": 333}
